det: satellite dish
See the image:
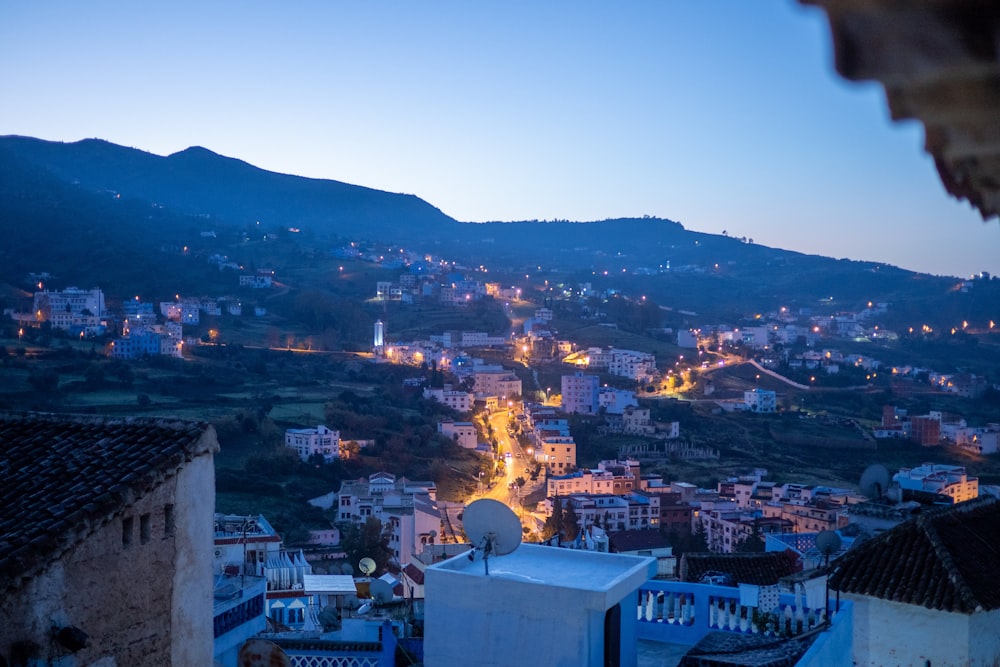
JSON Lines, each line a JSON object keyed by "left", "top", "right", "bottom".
{"left": 816, "top": 531, "right": 842, "bottom": 559}
{"left": 340, "top": 562, "right": 354, "bottom": 576}
{"left": 859, "top": 464, "right": 890, "bottom": 500}
{"left": 359, "top": 557, "right": 376, "bottom": 575}
{"left": 463, "top": 498, "right": 523, "bottom": 575}
{"left": 357, "top": 602, "right": 373, "bottom": 615}
{"left": 369, "top": 578, "right": 394, "bottom": 604}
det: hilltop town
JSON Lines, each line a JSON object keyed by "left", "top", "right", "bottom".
{"left": 4, "top": 218, "right": 1000, "bottom": 665}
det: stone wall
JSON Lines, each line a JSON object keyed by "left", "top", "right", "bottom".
{"left": 0, "top": 432, "right": 216, "bottom": 666}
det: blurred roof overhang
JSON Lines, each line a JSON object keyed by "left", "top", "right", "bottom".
{"left": 803, "top": 0, "right": 1000, "bottom": 220}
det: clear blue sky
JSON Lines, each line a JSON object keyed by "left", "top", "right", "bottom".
{"left": 2, "top": 1, "right": 996, "bottom": 278}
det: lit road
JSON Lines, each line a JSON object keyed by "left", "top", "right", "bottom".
{"left": 457, "top": 407, "right": 541, "bottom": 534}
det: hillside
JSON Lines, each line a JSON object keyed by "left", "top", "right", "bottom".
{"left": 0, "top": 136, "right": 459, "bottom": 245}
{"left": 1, "top": 135, "right": 994, "bottom": 326}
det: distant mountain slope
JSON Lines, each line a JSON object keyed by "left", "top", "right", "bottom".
{"left": 0, "top": 135, "right": 976, "bottom": 320}
{"left": 0, "top": 136, "right": 458, "bottom": 243}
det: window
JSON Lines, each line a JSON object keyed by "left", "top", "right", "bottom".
{"left": 164, "top": 504, "right": 175, "bottom": 537}
{"left": 140, "top": 513, "right": 151, "bottom": 544}
{"left": 122, "top": 517, "right": 134, "bottom": 548}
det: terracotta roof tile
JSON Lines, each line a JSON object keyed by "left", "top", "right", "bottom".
{"left": 830, "top": 496, "right": 1000, "bottom": 613}
{"left": 0, "top": 412, "right": 217, "bottom": 593}
{"left": 608, "top": 529, "right": 672, "bottom": 553}
{"left": 403, "top": 563, "right": 425, "bottom": 585}
{"left": 680, "top": 551, "right": 801, "bottom": 586}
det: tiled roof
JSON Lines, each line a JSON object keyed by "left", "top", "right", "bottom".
{"left": 680, "top": 552, "right": 801, "bottom": 586}
{"left": 830, "top": 496, "right": 1000, "bottom": 614}
{"left": 802, "top": 0, "right": 1000, "bottom": 219}
{"left": 0, "top": 413, "right": 217, "bottom": 593}
{"left": 402, "top": 562, "right": 425, "bottom": 585}
{"left": 680, "top": 630, "right": 818, "bottom": 667}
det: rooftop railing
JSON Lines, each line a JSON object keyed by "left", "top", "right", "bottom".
{"left": 636, "top": 579, "right": 853, "bottom": 666}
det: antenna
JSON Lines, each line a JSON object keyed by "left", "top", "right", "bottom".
{"left": 462, "top": 498, "right": 522, "bottom": 575}
{"left": 859, "top": 464, "right": 890, "bottom": 500}
{"left": 815, "top": 530, "right": 842, "bottom": 623}
{"left": 359, "top": 557, "right": 376, "bottom": 576}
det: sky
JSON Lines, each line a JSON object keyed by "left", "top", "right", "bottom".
{"left": 1, "top": 1, "right": 996, "bottom": 278}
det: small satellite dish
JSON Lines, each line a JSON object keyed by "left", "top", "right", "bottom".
{"left": 340, "top": 562, "right": 354, "bottom": 576}
{"left": 357, "top": 602, "right": 373, "bottom": 615}
{"left": 463, "top": 498, "right": 522, "bottom": 575}
{"left": 369, "top": 578, "right": 394, "bottom": 604}
{"left": 816, "top": 531, "right": 842, "bottom": 559}
{"left": 359, "top": 557, "right": 376, "bottom": 575}
{"left": 859, "top": 464, "right": 890, "bottom": 500}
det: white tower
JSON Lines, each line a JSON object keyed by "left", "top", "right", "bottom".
{"left": 374, "top": 319, "right": 385, "bottom": 354}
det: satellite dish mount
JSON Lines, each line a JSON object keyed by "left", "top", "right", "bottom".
{"left": 462, "top": 498, "right": 522, "bottom": 575}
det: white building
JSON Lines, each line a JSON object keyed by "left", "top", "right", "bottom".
{"left": 539, "top": 435, "right": 576, "bottom": 474}
{"left": 547, "top": 460, "right": 638, "bottom": 496}
{"left": 831, "top": 497, "right": 1000, "bottom": 667}
{"left": 423, "top": 386, "right": 474, "bottom": 412}
{"left": 424, "top": 543, "right": 655, "bottom": 667}
{"left": 337, "top": 473, "right": 439, "bottom": 566}
{"left": 957, "top": 425, "right": 1000, "bottom": 455}
{"left": 608, "top": 349, "right": 657, "bottom": 381}
{"left": 894, "top": 463, "right": 979, "bottom": 502}
{"left": 111, "top": 323, "right": 183, "bottom": 360}
{"left": 284, "top": 425, "right": 341, "bottom": 463}
{"left": 677, "top": 329, "right": 699, "bottom": 348}
{"left": 744, "top": 388, "right": 777, "bottom": 413}
{"left": 212, "top": 514, "right": 311, "bottom": 634}
{"left": 31, "top": 286, "right": 107, "bottom": 335}
{"left": 239, "top": 271, "right": 273, "bottom": 288}
{"left": 438, "top": 420, "right": 478, "bottom": 449}
{"left": 474, "top": 370, "right": 522, "bottom": 399}
{"left": 562, "top": 371, "right": 600, "bottom": 414}
{"left": 599, "top": 387, "right": 638, "bottom": 415}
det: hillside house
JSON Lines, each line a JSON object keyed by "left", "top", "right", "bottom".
{"left": 284, "top": 425, "right": 340, "bottom": 463}
{"left": 437, "top": 420, "right": 478, "bottom": 449}
{"left": 336, "top": 473, "right": 439, "bottom": 567}
{"left": 561, "top": 371, "right": 600, "bottom": 414}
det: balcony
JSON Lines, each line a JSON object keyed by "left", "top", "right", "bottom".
{"left": 635, "top": 579, "right": 853, "bottom": 667}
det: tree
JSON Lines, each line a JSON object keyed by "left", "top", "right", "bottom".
{"left": 340, "top": 517, "right": 394, "bottom": 574}
{"left": 541, "top": 498, "right": 564, "bottom": 541}
{"left": 562, "top": 502, "right": 580, "bottom": 543}
{"left": 735, "top": 522, "right": 765, "bottom": 553}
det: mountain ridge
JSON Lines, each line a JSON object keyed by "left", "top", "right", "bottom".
{"left": 1, "top": 135, "right": 983, "bottom": 325}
